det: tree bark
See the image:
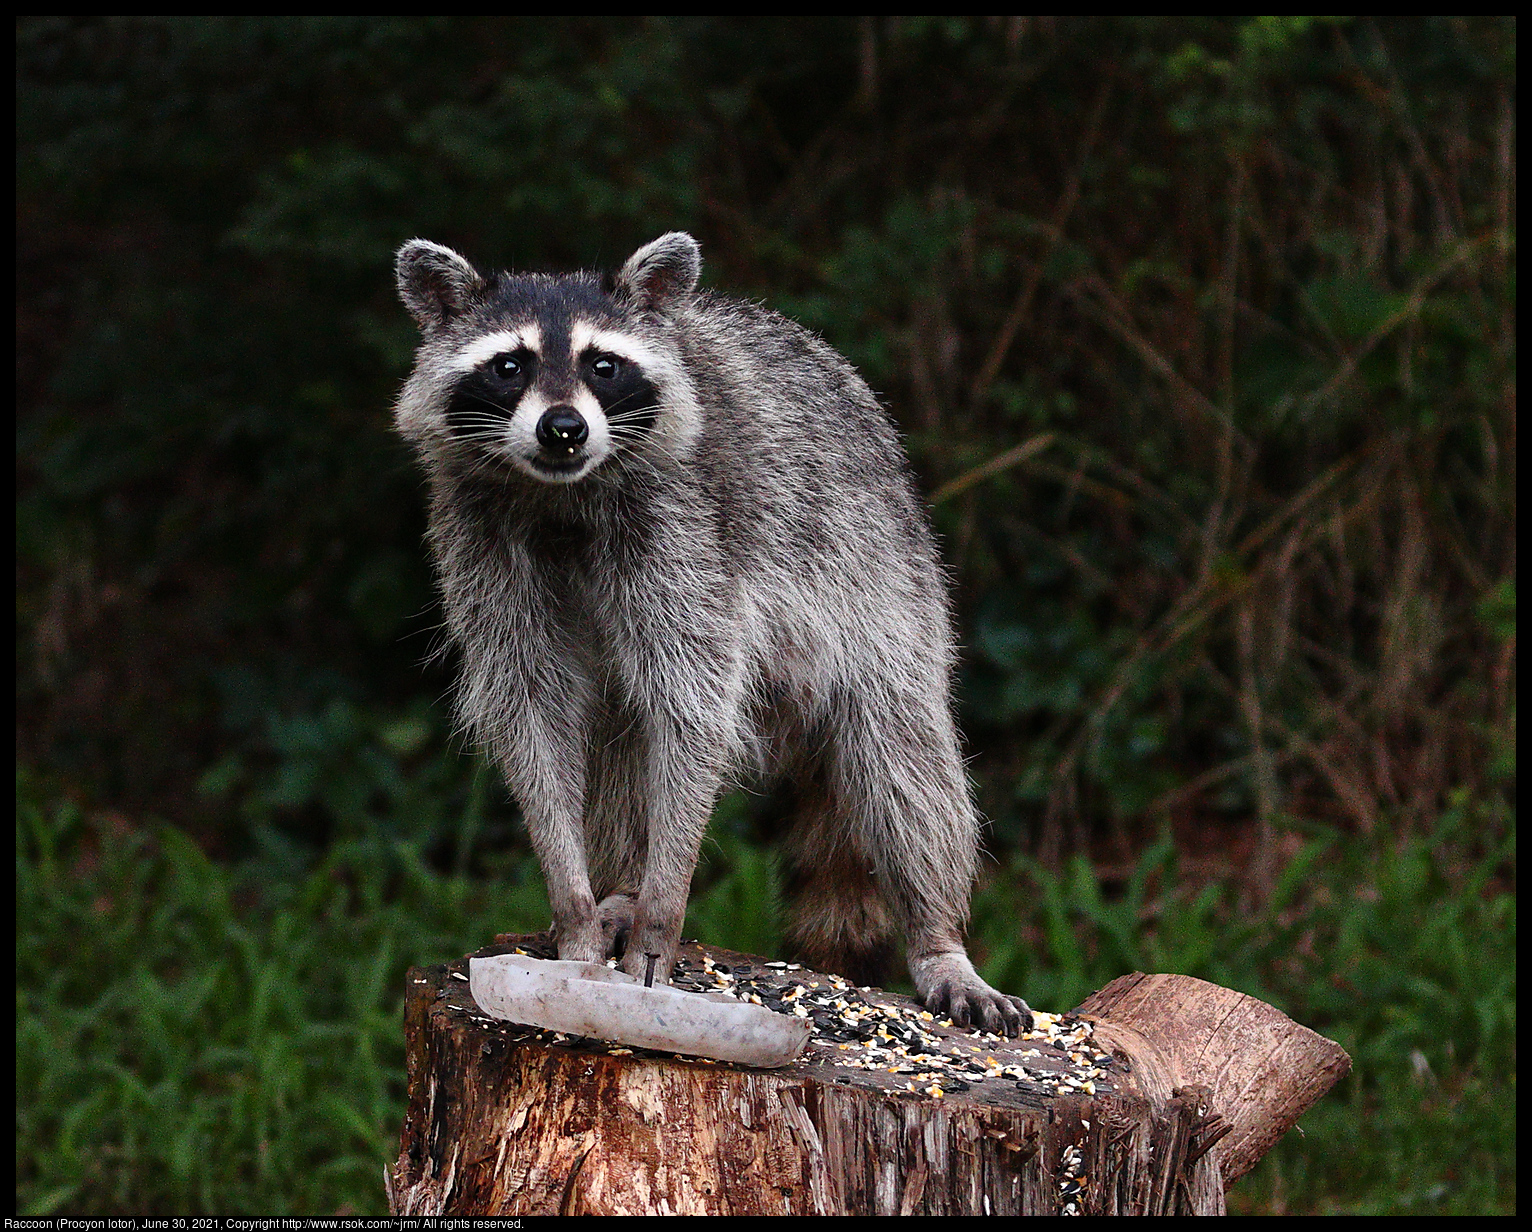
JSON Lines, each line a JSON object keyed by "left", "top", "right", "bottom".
{"left": 388, "top": 936, "right": 1349, "bottom": 1216}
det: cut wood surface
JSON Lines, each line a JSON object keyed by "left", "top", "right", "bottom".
{"left": 388, "top": 934, "right": 1349, "bottom": 1215}
{"left": 1076, "top": 971, "right": 1353, "bottom": 1185}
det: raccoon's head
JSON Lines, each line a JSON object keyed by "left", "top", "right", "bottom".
{"left": 393, "top": 233, "right": 703, "bottom": 484}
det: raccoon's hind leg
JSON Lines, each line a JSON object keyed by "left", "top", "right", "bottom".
{"left": 821, "top": 688, "right": 1033, "bottom": 1037}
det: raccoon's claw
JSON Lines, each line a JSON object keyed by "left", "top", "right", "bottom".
{"left": 913, "top": 952, "right": 1033, "bottom": 1038}
{"left": 931, "top": 983, "right": 1033, "bottom": 1038}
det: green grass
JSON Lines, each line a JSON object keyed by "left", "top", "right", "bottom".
{"left": 16, "top": 770, "right": 548, "bottom": 1216}
{"left": 16, "top": 773, "right": 1514, "bottom": 1215}
{"left": 969, "top": 796, "right": 1516, "bottom": 1214}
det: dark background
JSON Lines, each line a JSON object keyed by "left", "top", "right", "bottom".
{"left": 18, "top": 16, "right": 1513, "bottom": 867}
{"left": 15, "top": 18, "right": 1516, "bottom": 1214}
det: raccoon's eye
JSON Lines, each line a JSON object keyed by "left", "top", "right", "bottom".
{"left": 490, "top": 354, "right": 523, "bottom": 381}
{"left": 590, "top": 356, "right": 622, "bottom": 381}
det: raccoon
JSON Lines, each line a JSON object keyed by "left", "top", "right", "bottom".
{"left": 393, "top": 232, "right": 1031, "bottom": 1035}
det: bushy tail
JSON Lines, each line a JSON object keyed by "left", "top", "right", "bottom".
{"left": 781, "top": 856, "right": 899, "bottom": 987}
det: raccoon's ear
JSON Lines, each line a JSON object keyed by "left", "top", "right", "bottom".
{"left": 615, "top": 232, "right": 701, "bottom": 314}
{"left": 396, "top": 240, "right": 485, "bottom": 332}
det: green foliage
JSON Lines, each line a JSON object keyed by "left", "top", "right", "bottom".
{"left": 969, "top": 795, "right": 1515, "bottom": 1214}
{"left": 975, "top": 797, "right": 1515, "bottom": 1083}
{"left": 1238, "top": 799, "right": 1517, "bottom": 1214}
{"left": 973, "top": 837, "right": 1254, "bottom": 1012}
{"left": 196, "top": 673, "right": 503, "bottom": 866}
{"left": 685, "top": 840, "right": 787, "bottom": 963}
{"left": 16, "top": 769, "right": 548, "bottom": 1216}
{"left": 17, "top": 771, "right": 1513, "bottom": 1214}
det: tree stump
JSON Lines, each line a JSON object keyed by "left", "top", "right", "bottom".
{"left": 387, "top": 935, "right": 1349, "bottom": 1215}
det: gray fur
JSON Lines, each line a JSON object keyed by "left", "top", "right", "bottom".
{"left": 392, "top": 233, "right": 1031, "bottom": 1035}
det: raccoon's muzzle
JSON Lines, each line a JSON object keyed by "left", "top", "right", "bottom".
{"left": 536, "top": 405, "right": 589, "bottom": 459}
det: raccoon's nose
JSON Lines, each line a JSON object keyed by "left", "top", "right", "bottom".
{"left": 536, "top": 406, "right": 588, "bottom": 457}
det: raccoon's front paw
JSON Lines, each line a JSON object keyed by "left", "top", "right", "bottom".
{"left": 928, "top": 980, "right": 1033, "bottom": 1039}
{"left": 596, "top": 892, "right": 637, "bottom": 958}
{"left": 617, "top": 912, "right": 683, "bottom": 987}
{"left": 912, "top": 952, "right": 1033, "bottom": 1038}
{"left": 551, "top": 900, "right": 605, "bottom": 965}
